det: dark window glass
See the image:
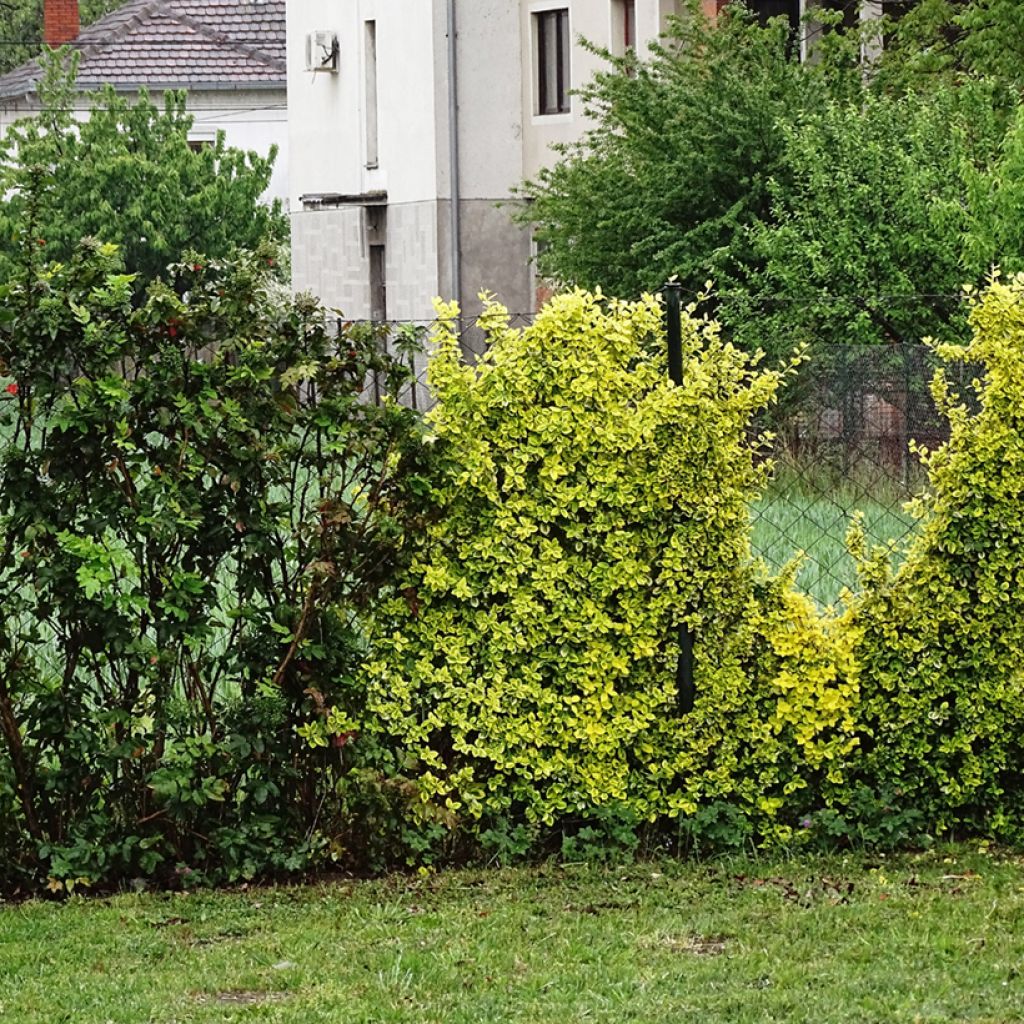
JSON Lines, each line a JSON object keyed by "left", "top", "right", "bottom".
{"left": 748, "top": 0, "right": 800, "bottom": 32}
{"left": 624, "top": 0, "right": 636, "bottom": 49}
{"left": 536, "top": 9, "right": 570, "bottom": 115}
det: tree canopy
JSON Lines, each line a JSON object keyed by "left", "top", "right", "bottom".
{"left": 0, "top": 53, "right": 286, "bottom": 287}
{"left": 521, "top": 0, "right": 1024, "bottom": 354}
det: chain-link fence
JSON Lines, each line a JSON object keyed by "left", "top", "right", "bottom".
{"left": 345, "top": 314, "right": 971, "bottom": 608}
{"left": 751, "top": 343, "right": 980, "bottom": 606}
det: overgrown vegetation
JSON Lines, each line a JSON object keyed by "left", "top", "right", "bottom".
{"left": 0, "top": 243, "right": 427, "bottom": 893}
{"left": 2, "top": 257, "right": 1023, "bottom": 892}
{"left": 3, "top": 267, "right": 1024, "bottom": 892}
{"left": 362, "top": 291, "right": 855, "bottom": 859}
{"left": 0, "top": 53, "right": 286, "bottom": 288}
{"left": 845, "top": 278, "right": 1024, "bottom": 842}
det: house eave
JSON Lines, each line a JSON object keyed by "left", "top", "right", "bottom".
{"left": 300, "top": 191, "right": 389, "bottom": 209}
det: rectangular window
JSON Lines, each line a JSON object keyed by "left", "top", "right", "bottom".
{"left": 624, "top": 0, "right": 636, "bottom": 49}
{"left": 612, "top": 0, "right": 637, "bottom": 56}
{"left": 536, "top": 9, "right": 570, "bottom": 115}
{"left": 364, "top": 20, "right": 379, "bottom": 168}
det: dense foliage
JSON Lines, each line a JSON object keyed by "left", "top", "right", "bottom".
{"left": 0, "top": 54, "right": 285, "bottom": 287}
{"left": 844, "top": 277, "right": 1024, "bottom": 841}
{"left": 878, "top": 0, "right": 1024, "bottom": 92}
{"left": 0, "top": 243, "right": 427, "bottom": 892}
{"left": 361, "top": 292, "right": 857, "bottom": 857}
{"left": 521, "top": 1, "right": 1024, "bottom": 359}
{"left": 357, "top": 282, "right": 1024, "bottom": 861}
{"left": 720, "top": 84, "right": 1010, "bottom": 361}
{"left": 2, "top": 266, "right": 1024, "bottom": 889}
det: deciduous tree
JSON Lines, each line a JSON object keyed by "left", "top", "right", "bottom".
{"left": 0, "top": 53, "right": 285, "bottom": 287}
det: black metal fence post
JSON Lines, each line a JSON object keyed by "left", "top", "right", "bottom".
{"left": 664, "top": 282, "right": 696, "bottom": 714}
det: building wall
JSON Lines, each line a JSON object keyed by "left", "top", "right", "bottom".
{"left": 287, "top": 0, "right": 447, "bottom": 317}
{"left": 286, "top": 0, "right": 442, "bottom": 208}
{"left": 386, "top": 201, "right": 443, "bottom": 321}
{"left": 287, "top": 0, "right": 686, "bottom": 322}
{"left": 290, "top": 205, "right": 370, "bottom": 314}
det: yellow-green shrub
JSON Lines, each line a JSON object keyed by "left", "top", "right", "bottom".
{"left": 846, "top": 277, "right": 1024, "bottom": 838}
{"left": 363, "top": 292, "right": 857, "bottom": 845}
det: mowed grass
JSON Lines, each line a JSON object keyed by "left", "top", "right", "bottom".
{"left": 752, "top": 476, "right": 920, "bottom": 608}
{"left": 2, "top": 849, "right": 1024, "bottom": 1023}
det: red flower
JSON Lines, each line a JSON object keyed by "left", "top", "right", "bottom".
{"left": 192, "top": 263, "right": 203, "bottom": 272}
{"left": 5, "top": 383, "right": 18, "bottom": 396}
{"left": 168, "top": 325, "right": 178, "bottom": 338}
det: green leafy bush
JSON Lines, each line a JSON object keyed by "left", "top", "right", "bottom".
{"left": 356, "top": 280, "right": 1024, "bottom": 859}
{"left": 844, "top": 276, "right": 1024, "bottom": 841}
{"left": 0, "top": 241, "right": 427, "bottom": 892}
{"left": 722, "top": 85, "right": 1008, "bottom": 362}
{"left": 361, "top": 292, "right": 858, "bottom": 855}
{"left": 0, "top": 52, "right": 286, "bottom": 288}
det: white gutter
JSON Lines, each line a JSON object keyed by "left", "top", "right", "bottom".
{"left": 446, "top": 0, "right": 462, "bottom": 308}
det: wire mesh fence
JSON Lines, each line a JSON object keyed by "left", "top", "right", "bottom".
{"left": 344, "top": 314, "right": 970, "bottom": 609}
{"left": 751, "top": 343, "right": 980, "bottom": 606}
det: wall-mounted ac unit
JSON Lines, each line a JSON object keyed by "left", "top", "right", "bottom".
{"left": 306, "top": 31, "right": 339, "bottom": 73}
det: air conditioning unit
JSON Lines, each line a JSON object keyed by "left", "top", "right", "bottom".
{"left": 306, "top": 31, "right": 339, "bottom": 73}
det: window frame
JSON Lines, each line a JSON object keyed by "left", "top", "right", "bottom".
{"left": 535, "top": 7, "right": 571, "bottom": 116}
{"left": 623, "top": 0, "right": 636, "bottom": 51}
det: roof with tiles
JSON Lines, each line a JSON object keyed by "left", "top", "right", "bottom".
{"left": 0, "top": 0, "right": 286, "bottom": 100}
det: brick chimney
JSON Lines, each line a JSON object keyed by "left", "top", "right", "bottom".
{"left": 44, "top": 0, "right": 80, "bottom": 47}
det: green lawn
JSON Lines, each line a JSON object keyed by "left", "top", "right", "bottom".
{"left": 3, "top": 849, "right": 1023, "bottom": 1023}
{"left": 752, "top": 477, "right": 920, "bottom": 608}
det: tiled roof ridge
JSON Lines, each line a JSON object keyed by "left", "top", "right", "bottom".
{"left": 69, "top": 0, "right": 163, "bottom": 65}
{"left": 0, "top": 0, "right": 285, "bottom": 100}
{"left": 166, "top": 10, "right": 285, "bottom": 72}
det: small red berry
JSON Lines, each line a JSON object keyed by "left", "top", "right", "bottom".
{"left": 36, "top": 238, "right": 45, "bottom": 246}
{"left": 192, "top": 263, "right": 203, "bottom": 272}
{"left": 168, "top": 325, "right": 178, "bottom": 338}
{"left": 5, "top": 383, "right": 18, "bottom": 396}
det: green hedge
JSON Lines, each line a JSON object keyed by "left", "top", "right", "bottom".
{"left": 360, "top": 283, "right": 1024, "bottom": 859}
{"left": 3, "top": 256, "right": 1024, "bottom": 892}
{"left": 844, "top": 279, "right": 1024, "bottom": 842}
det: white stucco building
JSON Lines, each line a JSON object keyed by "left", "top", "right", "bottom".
{"left": 288, "top": 1, "right": 694, "bottom": 331}
{"left": 287, "top": 0, "right": 885, "bottom": 330}
{"left": 0, "top": 0, "right": 289, "bottom": 204}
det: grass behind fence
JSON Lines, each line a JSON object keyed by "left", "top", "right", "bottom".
{"left": 751, "top": 470, "right": 921, "bottom": 608}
